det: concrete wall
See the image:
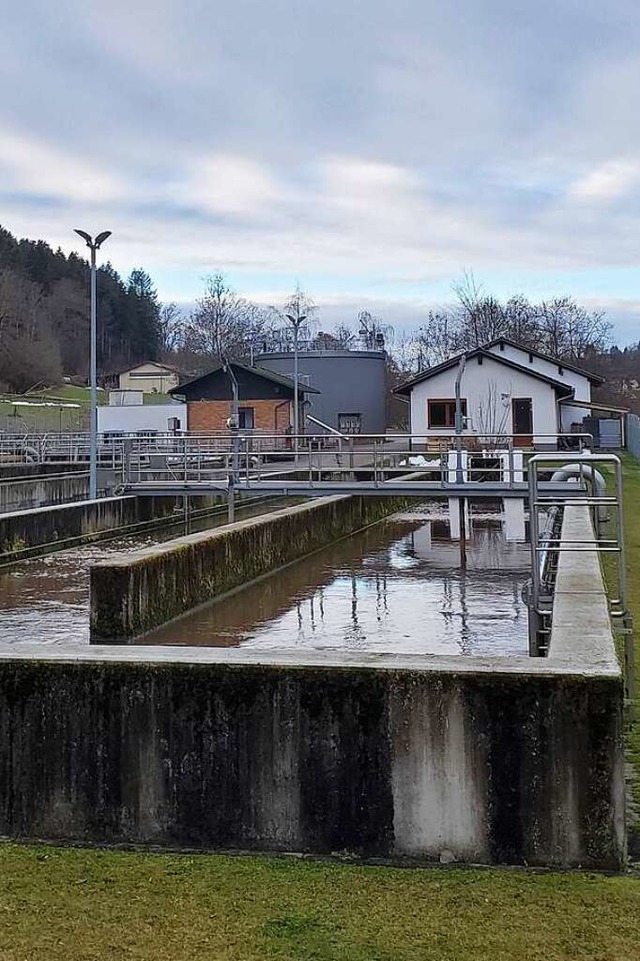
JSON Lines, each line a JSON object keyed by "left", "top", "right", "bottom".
{"left": 0, "top": 495, "right": 185, "bottom": 563}
{"left": 97, "top": 403, "right": 186, "bottom": 434}
{"left": 0, "top": 471, "right": 90, "bottom": 513}
{"left": 0, "top": 646, "right": 623, "bottom": 868}
{"left": 90, "top": 496, "right": 410, "bottom": 641}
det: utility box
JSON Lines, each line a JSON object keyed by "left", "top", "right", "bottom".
{"left": 583, "top": 417, "right": 622, "bottom": 449}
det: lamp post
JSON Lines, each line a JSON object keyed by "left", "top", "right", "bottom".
{"left": 284, "top": 311, "right": 306, "bottom": 463}
{"left": 74, "top": 229, "right": 112, "bottom": 500}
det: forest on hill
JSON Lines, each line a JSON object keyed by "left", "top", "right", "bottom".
{"left": 0, "top": 225, "right": 160, "bottom": 391}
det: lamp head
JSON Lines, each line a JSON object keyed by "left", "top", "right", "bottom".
{"left": 73, "top": 229, "right": 112, "bottom": 250}
{"left": 74, "top": 229, "right": 93, "bottom": 247}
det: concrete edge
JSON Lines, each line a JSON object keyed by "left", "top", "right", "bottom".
{"left": 0, "top": 643, "right": 621, "bottom": 678}
{"left": 90, "top": 494, "right": 349, "bottom": 568}
{"left": 548, "top": 503, "right": 620, "bottom": 676}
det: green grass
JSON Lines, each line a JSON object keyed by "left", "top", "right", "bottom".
{"left": 617, "top": 455, "right": 640, "bottom": 828}
{"left": 0, "top": 845, "right": 639, "bottom": 961}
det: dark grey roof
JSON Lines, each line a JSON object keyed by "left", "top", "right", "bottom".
{"left": 169, "top": 361, "right": 320, "bottom": 396}
{"left": 483, "top": 337, "right": 604, "bottom": 385}
{"left": 393, "top": 348, "right": 575, "bottom": 398}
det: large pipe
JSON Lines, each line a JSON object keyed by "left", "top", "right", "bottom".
{"left": 549, "top": 462, "right": 609, "bottom": 536}
{"left": 549, "top": 463, "right": 606, "bottom": 496}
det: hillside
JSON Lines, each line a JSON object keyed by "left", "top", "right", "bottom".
{"left": 0, "top": 225, "right": 161, "bottom": 392}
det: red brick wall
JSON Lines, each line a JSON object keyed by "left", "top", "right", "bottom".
{"left": 187, "top": 400, "right": 291, "bottom": 433}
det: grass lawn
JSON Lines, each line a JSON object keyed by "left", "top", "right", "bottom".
{"left": 0, "top": 845, "right": 639, "bottom": 961}
{"left": 618, "top": 454, "right": 640, "bottom": 831}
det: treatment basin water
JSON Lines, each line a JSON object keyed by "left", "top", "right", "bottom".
{"left": 137, "top": 509, "right": 530, "bottom": 656}
{"left": 0, "top": 499, "right": 287, "bottom": 645}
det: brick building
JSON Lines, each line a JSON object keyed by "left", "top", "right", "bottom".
{"left": 168, "top": 362, "right": 320, "bottom": 433}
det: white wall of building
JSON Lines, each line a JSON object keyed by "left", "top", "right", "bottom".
{"left": 485, "top": 342, "right": 592, "bottom": 431}
{"left": 97, "top": 403, "right": 186, "bottom": 434}
{"left": 408, "top": 353, "right": 560, "bottom": 444}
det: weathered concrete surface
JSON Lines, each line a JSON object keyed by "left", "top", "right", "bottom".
{"left": 90, "top": 495, "right": 411, "bottom": 642}
{"left": 0, "top": 503, "right": 624, "bottom": 868}
{"left": 0, "top": 652, "right": 623, "bottom": 867}
{"left": 0, "top": 471, "right": 90, "bottom": 513}
{"left": 0, "top": 496, "right": 184, "bottom": 564}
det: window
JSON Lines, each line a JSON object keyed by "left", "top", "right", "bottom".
{"left": 238, "top": 407, "right": 255, "bottom": 430}
{"left": 338, "top": 412, "right": 362, "bottom": 434}
{"left": 427, "top": 399, "right": 467, "bottom": 429}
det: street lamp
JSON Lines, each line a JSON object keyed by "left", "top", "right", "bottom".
{"left": 284, "top": 311, "right": 306, "bottom": 463}
{"left": 74, "top": 229, "right": 112, "bottom": 499}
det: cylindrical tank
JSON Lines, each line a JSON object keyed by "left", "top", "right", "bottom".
{"left": 257, "top": 350, "right": 386, "bottom": 434}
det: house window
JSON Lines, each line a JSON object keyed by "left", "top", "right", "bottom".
{"left": 338, "top": 412, "right": 362, "bottom": 434}
{"left": 427, "top": 399, "right": 467, "bottom": 429}
{"left": 238, "top": 407, "right": 255, "bottom": 430}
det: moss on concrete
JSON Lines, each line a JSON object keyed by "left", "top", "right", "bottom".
{"left": 91, "top": 496, "right": 413, "bottom": 641}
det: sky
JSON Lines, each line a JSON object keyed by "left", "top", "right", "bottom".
{"left": 2, "top": 0, "right": 640, "bottom": 343}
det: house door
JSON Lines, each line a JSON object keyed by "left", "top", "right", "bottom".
{"left": 512, "top": 398, "right": 533, "bottom": 446}
{"left": 238, "top": 407, "right": 255, "bottom": 430}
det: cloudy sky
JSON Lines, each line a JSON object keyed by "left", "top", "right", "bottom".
{"left": 2, "top": 0, "right": 640, "bottom": 341}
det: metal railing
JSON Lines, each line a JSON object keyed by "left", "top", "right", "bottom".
{"left": 527, "top": 452, "right": 633, "bottom": 705}
{"left": 109, "top": 431, "right": 594, "bottom": 494}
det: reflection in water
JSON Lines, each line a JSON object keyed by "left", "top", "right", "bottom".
{"left": 140, "top": 517, "right": 530, "bottom": 657}
{"left": 0, "top": 504, "right": 531, "bottom": 656}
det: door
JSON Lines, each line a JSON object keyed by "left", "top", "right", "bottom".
{"left": 512, "top": 398, "right": 533, "bottom": 446}
{"left": 238, "top": 407, "right": 255, "bottom": 430}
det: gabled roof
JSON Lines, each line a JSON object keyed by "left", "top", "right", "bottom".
{"left": 484, "top": 337, "right": 604, "bottom": 385}
{"left": 393, "top": 348, "right": 575, "bottom": 398}
{"left": 108, "top": 360, "right": 183, "bottom": 377}
{"left": 169, "top": 361, "right": 321, "bottom": 396}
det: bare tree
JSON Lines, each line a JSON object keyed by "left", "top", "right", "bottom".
{"left": 0, "top": 269, "right": 62, "bottom": 390}
{"left": 158, "top": 302, "right": 184, "bottom": 355}
{"left": 271, "top": 284, "right": 317, "bottom": 346}
{"left": 408, "top": 274, "right": 611, "bottom": 371}
{"left": 184, "top": 273, "right": 270, "bottom": 361}
{"left": 475, "top": 381, "right": 511, "bottom": 446}
{"left": 411, "top": 311, "right": 455, "bottom": 369}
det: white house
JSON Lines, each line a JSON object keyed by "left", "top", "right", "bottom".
{"left": 394, "top": 341, "right": 603, "bottom": 447}
{"left": 483, "top": 338, "right": 602, "bottom": 433}
{"left": 111, "top": 362, "right": 181, "bottom": 394}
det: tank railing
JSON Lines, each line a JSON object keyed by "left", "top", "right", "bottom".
{"left": 527, "top": 452, "right": 633, "bottom": 704}
{"left": 0, "top": 428, "right": 595, "bottom": 493}
{"left": 114, "top": 431, "right": 595, "bottom": 490}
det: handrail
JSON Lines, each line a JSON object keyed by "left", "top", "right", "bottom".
{"left": 305, "top": 415, "right": 348, "bottom": 439}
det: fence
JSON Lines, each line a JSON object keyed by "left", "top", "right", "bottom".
{"left": 627, "top": 413, "right": 640, "bottom": 461}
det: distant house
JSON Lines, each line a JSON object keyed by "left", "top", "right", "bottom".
{"left": 106, "top": 362, "right": 181, "bottom": 394}
{"left": 169, "top": 362, "right": 320, "bottom": 433}
{"left": 394, "top": 339, "right": 603, "bottom": 447}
